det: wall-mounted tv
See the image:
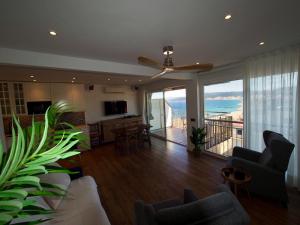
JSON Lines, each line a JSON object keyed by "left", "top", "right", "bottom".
{"left": 27, "top": 101, "right": 52, "bottom": 115}
{"left": 104, "top": 101, "right": 127, "bottom": 116}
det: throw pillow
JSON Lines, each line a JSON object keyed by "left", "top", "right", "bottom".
{"left": 38, "top": 164, "right": 71, "bottom": 209}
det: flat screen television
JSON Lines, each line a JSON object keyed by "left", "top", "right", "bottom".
{"left": 27, "top": 101, "right": 52, "bottom": 115}
{"left": 104, "top": 101, "right": 127, "bottom": 115}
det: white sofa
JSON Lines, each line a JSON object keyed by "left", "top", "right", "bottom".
{"left": 12, "top": 175, "right": 111, "bottom": 225}
{"left": 46, "top": 176, "right": 111, "bottom": 225}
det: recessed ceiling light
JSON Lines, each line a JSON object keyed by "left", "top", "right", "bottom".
{"left": 196, "top": 62, "right": 200, "bottom": 65}
{"left": 71, "top": 80, "right": 75, "bottom": 83}
{"left": 72, "top": 77, "right": 76, "bottom": 80}
{"left": 259, "top": 41, "right": 265, "bottom": 46}
{"left": 138, "top": 80, "right": 142, "bottom": 82}
{"left": 225, "top": 14, "right": 232, "bottom": 20}
{"left": 107, "top": 78, "right": 111, "bottom": 81}
{"left": 29, "top": 75, "right": 35, "bottom": 78}
{"left": 33, "top": 79, "right": 37, "bottom": 82}
{"left": 49, "top": 30, "right": 57, "bottom": 36}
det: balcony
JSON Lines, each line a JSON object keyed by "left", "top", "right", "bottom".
{"left": 204, "top": 114, "right": 244, "bottom": 157}
{"left": 150, "top": 99, "right": 187, "bottom": 146}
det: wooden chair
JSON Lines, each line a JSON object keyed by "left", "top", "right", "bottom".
{"left": 138, "top": 124, "right": 151, "bottom": 148}
{"left": 125, "top": 126, "right": 139, "bottom": 152}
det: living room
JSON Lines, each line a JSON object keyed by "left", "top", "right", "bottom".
{"left": 0, "top": 1, "right": 300, "bottom": 225}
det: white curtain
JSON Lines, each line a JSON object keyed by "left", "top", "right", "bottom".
{"left": 246, "top": 47, "right": 300, "bottom": 189}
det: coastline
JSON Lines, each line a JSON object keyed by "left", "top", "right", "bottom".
{"left": 229, "top": 103, "right": 243, "bottom": 121}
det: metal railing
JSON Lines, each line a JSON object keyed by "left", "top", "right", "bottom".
{"left": 204, "top": 116, "right": 244, "bottom": 157}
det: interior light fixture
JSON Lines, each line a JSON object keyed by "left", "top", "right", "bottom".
{"left": 196, "top": 62, "right": 200, "bottom": 65}
{"left": 125, "top": 80, "right": 128, "bottom": 82}
{"left": 138, "top": 80, "right": 142, "bottom": 82}
{"left": 163, "top": 46, "right": 174, "bottom": 55}
{"left": 29, "top": 75, "right": 35, "bottom": 78}
{"left": 49, "top": 30, "right": 57, "bottom": 36}
{"left": 107, "top": 78, "right": 111, "bottom": 81}
{"left": 225, "top": 14, "right": 232, "bottom": 20}
{"left": 72, "top": 77, "right": 76, "bottom": 80}
{"left": 259, "top": 41, "right": 265, "bottom": 46}
{"left": 33, "top": 79, "right": 37, "bottom": 82}
{"left": 72, "top": 80, "right": 75, "bottom": 83}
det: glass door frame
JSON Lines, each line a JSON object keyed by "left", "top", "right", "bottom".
{"left": 198, "top": 72, "right": 247, "bottom": 156}
{"left": 146, "top": 91, "right": 167, "bottom": 138}
{"left": 145, "top": 86, "right": 187, "bottom": 146}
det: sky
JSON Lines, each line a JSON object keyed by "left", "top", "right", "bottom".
{"left": 204, "top": 80, "right": 243, "bottom": 93}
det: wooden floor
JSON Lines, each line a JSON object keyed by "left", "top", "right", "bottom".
{"left": 78, "top": 138, "right": 300, "bottom": 225}
{"left": 151, "top": 127, "right": 187, "bottom": 146}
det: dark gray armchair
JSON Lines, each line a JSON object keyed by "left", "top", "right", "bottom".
{"left": 134, "top": 185, "right": 250, "bottom": 225}
{"left": 228, "top": 130, "right": 294, "bottom": 206}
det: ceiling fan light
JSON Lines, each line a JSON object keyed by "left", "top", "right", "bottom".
{"left": 163, "top": 50, "right": 173, "bottom": 55}
{"left": 163, "top": 46, "right": 174, "bottom": 55}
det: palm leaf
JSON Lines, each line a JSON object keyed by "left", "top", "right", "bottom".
{"left": 6, "top": 176, "right": 42, "bottom": 190}
{"left": 0, "top": 199, "right": 23, "bottom": 211}
{"left": 0, "top": 189, "right": 28, "bottom": 200}
{"left": 16, "top": 166, "right": 47, "bottom": 176}
{"left": 0, "top": 213, "right": 13, "bottom": 224}
{"left": 0, "top": 101, "right": 85, "bottom": 224}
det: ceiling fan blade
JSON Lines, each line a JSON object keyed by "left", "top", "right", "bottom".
{"left": 138, "top": 56, "right": 162, "bottom": 70}
{"left": 173, "top": 63, "right": 213, "bottom": 72}
{"left": 151, "top": 69, "right": 168, "bottom": 79}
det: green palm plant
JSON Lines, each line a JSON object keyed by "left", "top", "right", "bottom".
{"left": 0, "top": 101, "right": 87, "bottom": 224}
{"left": 190, "top": 126, "right": 207, "bottom": 153}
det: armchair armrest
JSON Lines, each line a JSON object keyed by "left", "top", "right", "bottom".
{"left": 184, "top": 188, "right": 198, "bottom": 203}
{"left": 230, "top": 157, "right": 283, "bottom": 184}
{"left": 232, "top": 146, "right": 262, "bottom": 162}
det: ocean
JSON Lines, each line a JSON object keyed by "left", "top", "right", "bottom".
{"left": 166, "top": 98, "right": 242, "bottom": 118}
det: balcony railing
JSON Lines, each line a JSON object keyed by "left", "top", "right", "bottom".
{"left": 204, "top": 116, "right": 244, "bottom": 157}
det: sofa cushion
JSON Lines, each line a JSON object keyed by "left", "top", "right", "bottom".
{"left": 10, "top": 196, "right": 51, "bottom": 224}
{"left": 46, "top": 176, "right": 111, "bottom": 225}
{"left": 155, "top": 192, "right": 234, "bottom": 225}
{"left": 184, "top": 189, "right": 198, "bottom": 204}
{"left": 153, "top": 198, "right": 182, "bottom": 212}
{"left": 39, "top": 170, "right": 71, "bottom": 210}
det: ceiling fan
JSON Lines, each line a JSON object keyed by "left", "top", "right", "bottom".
{"left": 138, "top": 46, "right": 213, "bottom": 79}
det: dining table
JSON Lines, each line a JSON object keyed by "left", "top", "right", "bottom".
{"left": 111, "top": 124, "right": 151, "bottom": 153}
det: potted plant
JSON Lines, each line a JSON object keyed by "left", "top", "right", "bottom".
{"left": 0, "top": 101, "right": 87, "bottom": 224}
{"left": 190, "top": 126, "right": 206, "bottom": 155}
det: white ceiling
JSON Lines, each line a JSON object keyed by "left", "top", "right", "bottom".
{"left": 0, "top": 0, "right": 300, "bottom": 69}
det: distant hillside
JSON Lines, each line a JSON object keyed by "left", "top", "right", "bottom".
{"left": 165, "top": 91, "right": 243, "bottom": 101}
{"left": 205, "top": 91, "right": 243, "bottom": 98}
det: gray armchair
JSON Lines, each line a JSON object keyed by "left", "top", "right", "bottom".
{"left": 228, "top": 130, "right": 294, "bottom": 206}
{"left": 134, "top": 185, "right": 250, "bottom": 225}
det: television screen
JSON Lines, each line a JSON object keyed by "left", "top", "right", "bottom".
{"left": 27, "top": 101, "right": 52, "bottom": 115}
{"left": 104, "top": 101, "right": 127, "bottom": 115}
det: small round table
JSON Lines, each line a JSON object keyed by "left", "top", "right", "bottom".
{"left": 221, "top": 167, "right": 252, "bottom": 198}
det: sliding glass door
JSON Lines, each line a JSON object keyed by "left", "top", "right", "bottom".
{"left": 147, "top": 88, "right": 187, "bottom": 146}
{"left": 147, "top": 92, "right": 166, "bottom": 137}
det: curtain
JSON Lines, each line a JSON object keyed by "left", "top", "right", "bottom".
{"left": 246, "top": 47, "right": 300, "bottom": 189}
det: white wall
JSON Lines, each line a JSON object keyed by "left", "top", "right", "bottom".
{"left": 84, "top": 85, "right": 138, "bottom": 123}
{"left": 21, "top": 82, "right": 139, "bottom": 123}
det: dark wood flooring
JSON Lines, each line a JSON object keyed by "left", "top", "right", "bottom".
{"left": 77, "top": 138, "right": 300, "bottom": 225}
